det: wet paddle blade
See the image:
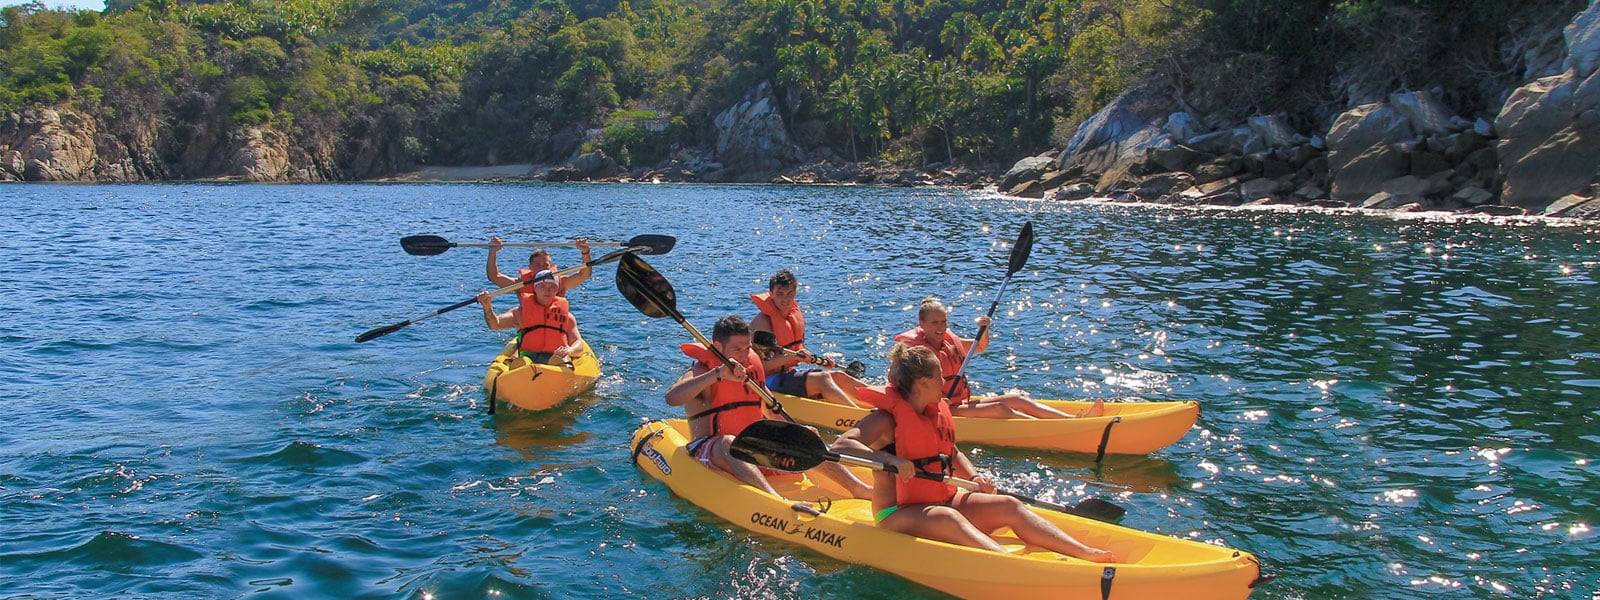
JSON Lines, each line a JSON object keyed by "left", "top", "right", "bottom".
{"left": 355, "top": 320, "right": 411, "bottom": 343}
{"left": 729, "top": 419, "right": 831, "bottom": 472}
{"left": 616, "top": 253, "right": 676, "bottom": 319}
{"left": 1007, "top": 221, "right": 1034, "bottom": 275}
{"left": 626, "top": 234, "right": 676, "bottom": 255}
{"left": 400, "top": 234, "right": 453, "bottom": 256}
{"left": 844, "top": 360, "right": 867, "bottom": 379}
{"left": 1072, "top": 497, "right": 1127, "bottom": 522}
{"left": 751, "top": 329, "right": 780, "bottom": 350}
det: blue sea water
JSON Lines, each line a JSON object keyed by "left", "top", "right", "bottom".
{"left": 0, "top": 183, "right": 1596, "bottom": 599}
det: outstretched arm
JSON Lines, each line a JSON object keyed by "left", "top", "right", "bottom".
{"left": 486, "top": 236, "right": 518, "bottom": 288}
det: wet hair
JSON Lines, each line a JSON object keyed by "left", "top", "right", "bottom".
{"left": 712, "top": 315, "right": 751, "bottom": 343}
{"left": 916, "top": 296, "right": 950, "bottom": 321}
{"left": 769, "top": 269, "right": 797, "bottom": 290}
{"left": 887, "top": 343, "right": 942, "bottom": 392}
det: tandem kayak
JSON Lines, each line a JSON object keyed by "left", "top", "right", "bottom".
{"left": 773, "top": 393, "right": 1199, "bottom": 458}
{"left": 629, "top": 419, "right": 1265, "bottom": 600}
{"left": 482, "top": 340, "right": 599, "bottom": 411}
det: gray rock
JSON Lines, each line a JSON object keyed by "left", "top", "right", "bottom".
{"left": 999, "top": 155, "right": 1054, "bottom": 190}
{"left": 1239, "top": 177, "right": 1280, "bottom": 200}
{"left": 1541, "top": 193, "right": 1594, "bottom": 216}
{"left": 1164, "top": 112, "right": 1205, "bottom": 143}
{"left": 1564, "top": 1, "right": 1600, "bottom": 78}
{"left": 1327, "top": 102, "right": 1414, "bottom": 202}
{"left": 1054, "top": 183, "right": 1097, "bottom": 200}
{"left": 1149, "top": 140, "right": 1202, "bottom": 172}
{"left": 1389, "top": 91, "right": 1456, "bottom": 136}
{"left": 1450, "top": 186, "right": 1496, "bottom": 206}
{"left": 1247, "top": 114, "right": 1299, "bottom": 148}
{"left": 713, "top": 82, "right": 805, "bottom": 179}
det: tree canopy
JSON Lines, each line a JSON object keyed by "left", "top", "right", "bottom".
{"left": 0, "top": 0, "right": 1583, "bottom": 175}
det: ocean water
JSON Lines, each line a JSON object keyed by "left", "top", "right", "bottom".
{"left": 1, "top": 183, "right": 1595, "bottom": 599}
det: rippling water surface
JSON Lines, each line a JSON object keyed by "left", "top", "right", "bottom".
{"left": 1, "top": 183, "right": 1596, "bottom": 599}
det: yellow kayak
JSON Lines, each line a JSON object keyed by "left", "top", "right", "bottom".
{"left": 773, "top": 392, "right": 1199, "bottom": 457}
{"left": 481, "top": 340, "right": 599, "bottom": 411}
{"left": 629, "top": 419, "right": 1264, "bottom": 600}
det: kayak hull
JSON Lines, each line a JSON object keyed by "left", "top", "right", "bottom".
{"left": 775, "top": 393, "right": 1200, "bottom": 455}
{"left": 482, "top": 340, "right": 600, "bottom": 411}
{"left": 629, "top": 419, "right": 1262, "bottom": 600}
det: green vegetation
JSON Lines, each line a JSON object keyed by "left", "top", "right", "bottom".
{"left": 0, "top": 0, "right": 1585, "bottom": 176}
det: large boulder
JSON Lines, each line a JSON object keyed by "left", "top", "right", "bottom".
{"left": 713, "top": 81, "right": 805, "bottom": 181}
{"left": 1495, "top": 2, "right": 1600, "bottom": 210}
{"left": 1326, "top": 102, "right": 1414, "bottom": 203}
{"left": 998, "top": 155, "right": 1054, "bottom": 190}
{"left": 229, "top": 127, "right": 291, "bottom": 182}
{"left": 566, "top": 150, "right": 624, "bottom": 180}
{"left": 2, "top": 107, "right": 98, "bottom": 181}
{"left": 1389, "top": 91, "right": 1457, "bottom": 136}
{"left": 1054, "top": 88, "right": 1174, "bottom": 191}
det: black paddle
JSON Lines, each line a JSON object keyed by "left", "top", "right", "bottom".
{"left": 751, "top": 330, "right": 868, "bottom": 379}
{"left": 355, "top": 240, "right": 672, "bottom": 343}
{"left": 614, "top": 253, "right": 795, "bottom": 421}
{"left": 730, "top": 418, "right": 1126, "bottom": 523}
{"left": 401, "top": 233, "right": 676, "bottom": 257}
{"left": 946, "top": 221, "right": 1034, "bottom": 398}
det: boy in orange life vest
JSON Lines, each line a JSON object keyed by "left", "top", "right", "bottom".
{"left": 829, "top": 343, "right": 1115, "bottom": 562}
{"left": 486, "top": 236, "right": 592, "bottom": 297}
{"left": 897, "top": 297, "right": 1103, "bottom": 419}
{"left": 750, "top": 270, "right": 867, "bottom": 407}
{"left": 475, "top": 269, "right": 586, "bottom": 365}
{"left": 665, "top": 315, "right": 872, "bottom": 501}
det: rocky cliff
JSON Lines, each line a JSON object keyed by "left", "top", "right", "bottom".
{"left": 1004, "top": 2, "right": 1600, "bottom": 219}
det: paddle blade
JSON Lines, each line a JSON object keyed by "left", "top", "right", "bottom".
{"left": 1007, "top": 221, "right": 1034, "bottom": 275}
{"left": 626, "top": 234, "right": 677, "bottom": 255}
{"left": 616, "top": 253, "right": 676, "bottom": 319}
{"left": 1072, "top": 497, "right": 1127, "bottom": 522}
{"left": 355, "top": 320, "right": 410, "bottom": 343}
{"left": 729, "top": 419, "right": 830, "bottom": 472}
{"left": 400, "top": 234, "right": 453, "bottom": 256}
{"left": 751, "top": 330, "right": 781, "bottom": 353}
{"left": 844, "top": 360, "right": 867, "bottom": 379}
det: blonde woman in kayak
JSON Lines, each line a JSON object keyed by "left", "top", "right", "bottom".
{"left": 897, "top": 297, "right": 1102, "bottom": 419}
{"left": 830, "top": 343, "right": 1115, "bottom": 562}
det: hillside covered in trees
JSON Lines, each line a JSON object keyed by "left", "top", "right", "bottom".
{"left": 0, "top": 0, "right": 1588, "bottom": 184}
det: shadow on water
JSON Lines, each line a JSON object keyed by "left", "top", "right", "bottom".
{"left": 489, "top": 396, "right": 595, "bottom": 460}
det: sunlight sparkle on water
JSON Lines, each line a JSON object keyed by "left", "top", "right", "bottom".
{"left": 1381, "top": 489, "right": 1419, "bottom": 503}
{"left": 1240, "top": 410, "right": 1269, "bottom": 421}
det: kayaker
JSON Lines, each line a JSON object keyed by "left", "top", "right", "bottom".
{"left": 897, "top": 297, "right": 1102, "bottom": 419}
{"left": 750, "top": 269, "right": 866, "bottom": 407}
{"left": 830, "top": 343, "right": 1116, "bottom": 562}
{"left": 665, "top": 315, "right": 872, "bottom": 500}
{"left": 475, "top": 269, "right": 587, "bottom": 365}
{"left": 486, "top": 235, "right": 592, "bottom": 297}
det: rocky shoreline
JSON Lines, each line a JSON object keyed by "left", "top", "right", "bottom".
{"left": 7, "top": 5, "right": 1600, "bottom": 222}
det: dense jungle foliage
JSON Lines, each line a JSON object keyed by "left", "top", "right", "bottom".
{"left": 0, "top": 0, "right": 1583, "bottom": 172}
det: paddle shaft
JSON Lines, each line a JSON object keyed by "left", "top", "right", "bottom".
{"left": 946, "top": 222, "right": 1033, "bottom": 399}
{"left": 614, "top": 262, "right": 795, "bottom": 421}
{"left": 945, "top": 276, "right": 1010, "bottom": 398}
{"left": 480, "top": 241, "right": 627, "bottom": 248}
{"left": 358, "top": 246, "right": 627, "bottom": 343}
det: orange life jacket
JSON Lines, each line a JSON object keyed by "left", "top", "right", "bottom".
{"left": 519, "top": 267, "right": 568, "bottom": 298}
{"left": 857, "top": 385, "right": 957, "bottom": 507}
{"left": 516, "top": 295, "right": 572, "bottom": 354}
{"left": 893, "top": 326, "right": 971, "bottom": 401}
{"left": 681, "top": 343, "right": 768, "bottom": 436}
{"left": 750, "top": 292, "right": 807, "bottom": 351}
